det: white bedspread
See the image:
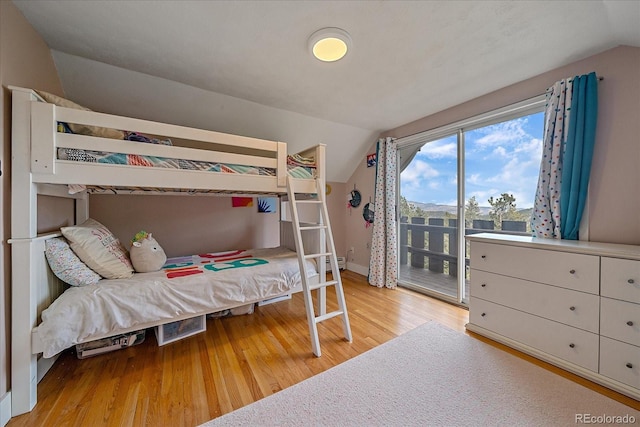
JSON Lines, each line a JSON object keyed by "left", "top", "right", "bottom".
{"left": 37, "top": 247, "right": 315, "bottom": 357}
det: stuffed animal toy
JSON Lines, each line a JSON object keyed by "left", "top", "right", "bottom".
{"left": 130, "top": 231, "right": 167, "bottom": 273}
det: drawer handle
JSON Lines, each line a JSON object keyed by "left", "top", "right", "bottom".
{"left": 569, "top": 306, "right": 576, "bottom": 311}
{"left": 627, "top": 321, "right": 634, "bottom": 326}
{"left": 569, "top": 343, "right": 575, "bottom": 348}
{"left": 481, "top": 312, "right": 486, "bottom": 317}
{"left": 627, "top": 363, "right": 633, "bottom": 369}
{"left": 481, "top": 255, "right": 486, "bottom": 259}
{"left": 569, "top": 269, "right": 576, "bottom": 274}
{"left": 481, "top": 283, "right": 486, "bottom": 288}
{"left": 629, "top": 279, "right": 636, "bottom": 284}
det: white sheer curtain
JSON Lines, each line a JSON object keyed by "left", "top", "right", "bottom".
{"left": 532, "top": 79, "right": 571, "bottom": 238}
{"left": 368, "top": 137, "right": 398, "bottom": 288}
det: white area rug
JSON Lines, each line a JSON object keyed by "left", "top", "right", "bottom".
{"left": 201, "top": 322, "right": 639, "bottom": 426}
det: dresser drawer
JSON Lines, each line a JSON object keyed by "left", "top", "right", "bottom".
{"left": 601, "top": 257, "right": 640, "bottom": 304}
{"left": 600, "top": 336, "right": 640, "bottom": 390}
{"left": 470, "top": 269, "right": 599, "bottom": 333}
{"left": 600, "top": 297, "right": 640, "bottom": 346}
{"left": 470, "top": 242, "right": 599, "bottom": 294}
{"left": 469, "top": 298, "right": 599, "bottom": 371}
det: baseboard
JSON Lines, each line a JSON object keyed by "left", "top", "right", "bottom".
{"left": 346, "top": 262, "right": 369, "bottom": 277}
{"left": 1, "top": 392, "right": 11, "bottom": 427}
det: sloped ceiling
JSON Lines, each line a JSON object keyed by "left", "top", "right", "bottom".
{"left": 13, "top": 0, "right": 640, "bottom": 182}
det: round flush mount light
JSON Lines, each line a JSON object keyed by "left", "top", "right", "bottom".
{"left": 308, "top": 27, "right": 352, "bottom": 62}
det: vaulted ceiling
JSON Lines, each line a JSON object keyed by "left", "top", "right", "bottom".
{"left": 13, "top": 0, "right": 640, "bottom": 181}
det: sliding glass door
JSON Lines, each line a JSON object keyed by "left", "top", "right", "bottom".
{"left": 397, "top": 98, "right": 544, "bottom": 305}
{"left": 398, "top": 134, "right": 462, "bottom": 301}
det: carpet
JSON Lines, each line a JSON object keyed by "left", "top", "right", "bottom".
{"left": 200, "top": 322, "right": 639, "bottom": 427}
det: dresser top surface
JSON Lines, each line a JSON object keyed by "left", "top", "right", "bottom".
{"left": 466, "top": 233, "right": 640, "bottom": 260}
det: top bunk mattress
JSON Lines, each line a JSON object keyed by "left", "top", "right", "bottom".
{"left": 57, "top": 147, "right": 316, "bottom": 179}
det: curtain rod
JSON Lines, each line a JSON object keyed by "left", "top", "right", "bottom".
{"left": 539, "top": 75, "right": 603, "bottom": 97}
{"left": 580, "top": 76, "right": 603, "bottom": 80}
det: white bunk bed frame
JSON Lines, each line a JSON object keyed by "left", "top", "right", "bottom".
{"left": 8, "top": 86, "right": 331, "bottom": 416}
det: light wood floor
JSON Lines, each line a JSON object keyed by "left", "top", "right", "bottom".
{"left": 8, "top": 271, "right": 638, "bottom": 426}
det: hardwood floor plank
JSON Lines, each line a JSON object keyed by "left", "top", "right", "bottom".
{"left": 206, "top": 321, "right": 254, "bottom": 413}
{"left": 118, "top": 382, "right": 140, "bottom": 427}
{"left": 195, "top": 339, "right": 220, "bottom": 419}
{"left": 6, "top": 271, "right": 637, "bottom": 427}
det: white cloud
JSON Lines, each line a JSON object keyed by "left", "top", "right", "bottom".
{"left": 515, "top": 137, "right": 543, "bottom": 161}
{"left": 468, "top": 130, "right": 542, "bottom": 207}
{"left": 480, "top": 154, "right": 540, "bottom": 208}
{"left": 401, "top": 159, "right": 439, "bottom": 187}
{"left": 467, "top": 189, "right": 501, "bottom": 207}
{"left": 417, "top": 140, "right": 457, "bottom": 159}
{"left": 428, "top": 181, "right": 441, "bottom": 190}
{"left": 490, "top": 146, "right": 508, "bottom": 158}
{"left": 473, "top": 118, "right": 530, "bottom": 149}
{"left": 467, "top": 173, "right": 482, "bottom": 185}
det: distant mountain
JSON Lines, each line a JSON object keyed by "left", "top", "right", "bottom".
{"left": 408, "top": 201, "right": 492, "bottom": 215}
{"left": 408, "top": 201, "right": 533, "bottom": 216}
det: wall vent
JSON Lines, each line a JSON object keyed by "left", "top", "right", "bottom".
{"left": 326, "top": 257, "right": 346, "bottom": 271}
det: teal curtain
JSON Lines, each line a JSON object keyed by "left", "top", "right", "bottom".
{"left": 560, "top": 72, "right": 598, "bottom": 240}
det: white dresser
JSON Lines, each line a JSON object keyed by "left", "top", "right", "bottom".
{"left": 466, "top": 233, "right": 640, "bottom": 401}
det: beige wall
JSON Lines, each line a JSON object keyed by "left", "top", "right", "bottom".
{"left": 326, "top": 182, "right": 347, "bottom": 258}
{"left": 90, "top": 195, "right": 282, "bottom": 258}
{"left": 347, "top": 46, "right": 640, "bottom": 275}
{"left": 344, "top": 144, "right": 378, "bottom": 273}
{"left": 0, "top": 0, "right": 64, "bottom": 402}
{"left": 89, "top": 181, "right": 347, "bottom": 259}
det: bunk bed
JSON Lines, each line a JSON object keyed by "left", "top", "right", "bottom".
{"left": 8, "top": 86, "right": 338, "bottom": 416}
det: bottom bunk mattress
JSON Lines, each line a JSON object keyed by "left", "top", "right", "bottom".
{"left": 36, "top": 246, "right": 315, "bottom": 358}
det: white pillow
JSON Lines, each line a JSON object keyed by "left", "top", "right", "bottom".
{"left": 44, "top": 237, "right": 101, "bottom": 286}
{"left": 61, "top": 219, "right": 134, "bottom": 279}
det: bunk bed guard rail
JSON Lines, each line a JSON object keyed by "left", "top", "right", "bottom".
{"left": 29, "top": 101, "right": 291, "bottom": 192}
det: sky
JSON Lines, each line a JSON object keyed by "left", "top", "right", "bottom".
{"left": 400, "top": 112, "right": 544, "bottom": 209}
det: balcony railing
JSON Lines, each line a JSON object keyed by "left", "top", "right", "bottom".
{"left": 399, "top": 217, "right": 529, "bottom": 278}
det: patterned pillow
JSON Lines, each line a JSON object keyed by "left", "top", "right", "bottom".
{"left": 45, "top": 238, "right": 101, "bottom": 286}
{"left": 57, "top": 148, "right": 98, "bottom": 162}
{"left": 61, "top": 218, "right": 134, "bottom": 279}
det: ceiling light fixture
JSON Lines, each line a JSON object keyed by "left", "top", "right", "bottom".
{"left": 308, "top": 27, "right": 352, "bottom": 62}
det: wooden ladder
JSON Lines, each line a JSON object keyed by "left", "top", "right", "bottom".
{"left": 286, "top": 176, "right": 352, "bottom": 356}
